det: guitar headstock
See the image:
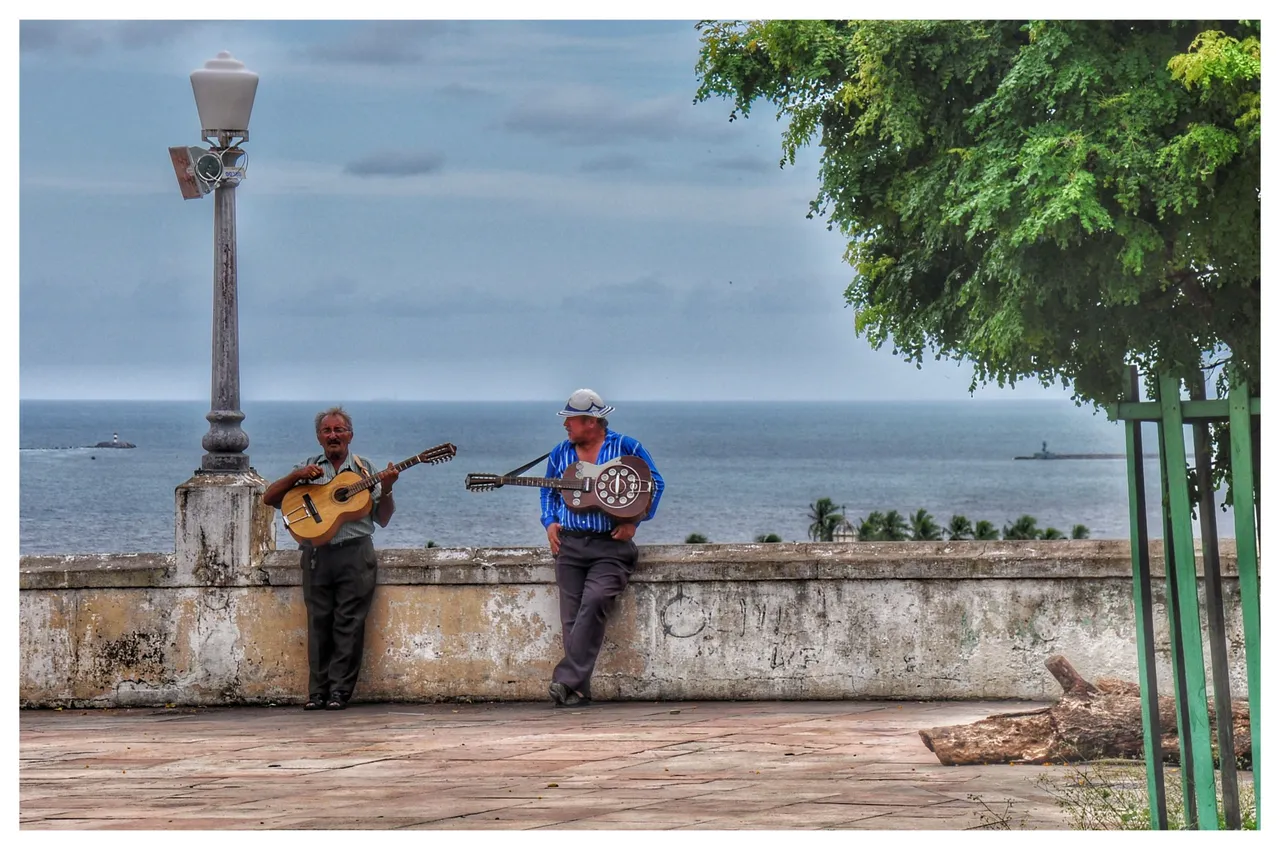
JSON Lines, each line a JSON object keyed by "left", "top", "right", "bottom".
{"left": 465, "top": 473, "right": 502, "bottom": 492}
{"left": 417, "top": 443, "right": 457, "bottom": 465}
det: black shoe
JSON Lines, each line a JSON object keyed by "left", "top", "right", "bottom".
{"left": 549, "top": 681, "right": 591, "bottom": 708}
{"left": 325, "top": 691, "right": 350, "bottom": 711}
{"left": 304, "top": 693, "right": 328, "bottom": 711}
{"left": 562, "top": 691, "right": 592, "bottom": 708}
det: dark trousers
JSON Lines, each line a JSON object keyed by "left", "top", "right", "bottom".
{"left": 300, "top": 536, "right": 378, "bottom": 699}
{"left": 552, "top": 533, "right": 638, "bottom": 698}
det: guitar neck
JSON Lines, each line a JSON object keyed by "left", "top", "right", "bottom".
{"left": 347, "top": 454, "right": 425, "bottom": 494}
{"left": 489, "top": 475, "right": 579, "bottom": 490}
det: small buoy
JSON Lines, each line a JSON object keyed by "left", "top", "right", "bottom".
{"left": 90, "top": 456, "right": 96, "bottom": 460}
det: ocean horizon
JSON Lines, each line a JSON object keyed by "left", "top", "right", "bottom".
{"left": 19, "top": 399, "right": 1232, "bottom": 556}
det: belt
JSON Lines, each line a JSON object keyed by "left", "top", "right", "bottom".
{"left": 321, "top": 536, "right": 370, "bottom": 550}
{"left": 560, "top": 529, "right": 614, "bottom": 539}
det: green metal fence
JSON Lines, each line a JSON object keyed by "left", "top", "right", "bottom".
{"left": 1109, "top": 367, "right": 1260, "bottom": 829}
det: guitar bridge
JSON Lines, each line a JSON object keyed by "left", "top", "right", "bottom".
{"left": 282, "top": 494, "right": 322, "bottom": 529}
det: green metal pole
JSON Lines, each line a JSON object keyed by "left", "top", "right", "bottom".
{"left": 1123, "top": 367, "right": 1168, "bottom": 828}
{"left": 1157, "top": 373, "right": 1220, "bottom": 829}
{"left": 1189, "top": 380, "right": 1240, "bottom": 828}
{"left": 1154, "top": 380, "right": 1198, "bottom": 822}
{"left": 1228, "top": 382, "right": 1261, "bottom": 824}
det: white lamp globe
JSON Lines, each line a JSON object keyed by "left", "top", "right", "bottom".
{"left": 190, "top": 51, "right": 258, "bottom": 141}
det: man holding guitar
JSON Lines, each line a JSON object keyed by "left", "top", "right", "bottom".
{"left": 263, "top": 407, "right": 400, "bottom": 712}
{"left": 540, "top": 389, "right": 664, "bottom": 708}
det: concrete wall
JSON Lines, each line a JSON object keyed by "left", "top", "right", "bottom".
{"left": 18, "top": 541, "right": 1245, "bottom": 708}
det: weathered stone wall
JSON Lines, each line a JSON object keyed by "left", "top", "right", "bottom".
{"left": 18, "top": 541, "right": 1245, "bottom": 707}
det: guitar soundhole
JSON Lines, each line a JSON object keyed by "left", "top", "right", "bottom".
{"left": 600, "top": 468, "right": 640, "bottom": 507}
{"left": 334, "top": 488, "right": 350, "bottom": 503}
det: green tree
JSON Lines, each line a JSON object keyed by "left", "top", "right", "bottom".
{"left": 910, "top": 509, "right": 943, "bottom": 541}
{"left": 695, "top": 21, "right": 1260, "bottom": 410}
{"left": 1042, "top": 527, "right": 1066, "bottom": 539}
{"left": 807, "top": 497, "right": 848, "bottom": 542}
{"left": 856, "top": 511, "right": 886, "bottom": 541}
{"left": 945, "top": 515, "right": 975, "bottom": 541}
{"left": 1072, "top": 524, "right": 1091, "bottom": 539}
{"left": 1003, "top": 515, "right": 1043, "bottom": 540}
{"left": 685, "top": 533, "right": 710, "bottom": 544}
{"left": 974, "top": 520, "right": 1001, "bottom": 540}
{"left": 880, "top": 510, "right": 911, "bottom": 541}
{"left": 754, "top": 532, "right": 783, "bottom": 543}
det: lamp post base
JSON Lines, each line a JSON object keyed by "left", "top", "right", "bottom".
{"left": 201, "top": 408, "right": 250, "bottom": 472}
{"left": 201, "top": 453, "right": 251, "bottom": 472}
{"left": 175, "top": 469, "right": 275, "bottom": 585}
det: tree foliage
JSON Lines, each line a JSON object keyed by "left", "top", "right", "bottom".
{"left": 807, "top": 497, "right": 849, "bottom": 541}
{"left": 857, "top": 509, "right": 911, "bottom": 540}
{"left": 1003, "top": 514, "right": 1044, "bottom": 540}
{"left": 695, "top": 20, "right": 1260, "bottom": 406}
{"left": 974, "top": 520, "right": 1001, "bottom": 540}
{"left": 910, "top": 508, "right": 943, "bottom": 540}
{"left": 946, "top": 514, "right": 975, "bottom": 540}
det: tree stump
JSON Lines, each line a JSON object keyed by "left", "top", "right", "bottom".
{"left": 918, "top": 655, "right": 1251, "bottom": 767}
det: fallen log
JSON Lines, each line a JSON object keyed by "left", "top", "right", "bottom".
{"left": 918, "top": 655, "right": 1251, "bottom": 767}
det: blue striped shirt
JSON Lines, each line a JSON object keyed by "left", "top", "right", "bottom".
{"left": 539, "top": 430, "right": 664, "bottom": 532}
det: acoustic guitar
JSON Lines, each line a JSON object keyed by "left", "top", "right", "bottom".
{"left": 464, "top": 455, "right": 656, "bottom": 521}
{"left": 280, "top": 443, "right": 457, "bottom": 545}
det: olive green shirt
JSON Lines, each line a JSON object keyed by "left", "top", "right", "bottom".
{"left": 294, "top": 453, "right": 383, "bottom": 545}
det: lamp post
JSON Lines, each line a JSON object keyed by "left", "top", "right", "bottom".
{"left": 190, "top": 51, "right": 258, "bottom": 472}
{"left": 170, "top": 52, "right": 274, "bottom": 584}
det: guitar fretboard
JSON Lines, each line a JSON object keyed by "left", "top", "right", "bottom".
{"left": 484, "top": 476, "right": 580, "bottom": 490}
{"left": 342, "top": 445, "right": 455, "bottom": 494}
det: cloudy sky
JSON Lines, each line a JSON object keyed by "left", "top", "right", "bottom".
{"left": 16, "top": 8, "right": 1229, "bottom": 403}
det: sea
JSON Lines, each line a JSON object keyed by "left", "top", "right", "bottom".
{"left": 18, "top": 399, "right": 1233, "bottom": 556}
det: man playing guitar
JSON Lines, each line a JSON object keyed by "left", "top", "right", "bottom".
{"left": 262, "top": 407, "right": 399, "bottom": 712}
{"left": 541, "top": 389, "right": 664, "bottom": 708}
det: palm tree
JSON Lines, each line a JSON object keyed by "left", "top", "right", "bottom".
{"left": 945, "top": 515, "right": 974, "bottom": 541}
{"left": 973, "top": 520, "right": 1000, "bottom": 540}
{"left": 1042, "top": 527, "right": 1066, "bottom": 539}
{"left": 807, "top": 497, "right": 847, "bottom": 542}
{"left": 857, "top": 511, "right": 886, "bottom": 541}
{"left": 881, "top": 509, "right": 911, "bottom": 541}
{"left": 685, "top": 533, "right": 709, "bottom": 544}
{"left": 1071, "top": 524, "right": 1091, "bottom": 540}
{"left": 754, "top": 533, "right": 783, "bottom": 543}
{"left": 1003, "top": 515, "right": 1042, "bottom": 540}
{"left": 910, "top": 509, "right": 943, "bottom": 541}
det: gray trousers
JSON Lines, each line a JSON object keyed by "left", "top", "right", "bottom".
{"left": 552, "top": 532, "right": 638, "bottom": 698}
{"left": 300, "top": 536, "right": 378, "bottom": 699}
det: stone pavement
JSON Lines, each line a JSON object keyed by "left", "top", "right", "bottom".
{"left": 21, "top": 699, "right": 1078, "bottom": 830}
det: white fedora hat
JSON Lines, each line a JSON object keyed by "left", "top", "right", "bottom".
{"left": 558, "top": 388, "right": 614, "bottom": 418}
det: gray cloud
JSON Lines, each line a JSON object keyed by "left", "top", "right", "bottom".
{"left": 298, "top": 21, "right": 463, "bottom": 66}
{"left": 436, "top": 83, "right": 495, "bottom": 100}
{"left": 579, "top": 154, "right": 647, "bottom": 174}
{"left": 503, "top": 91, "right": 699, "bottom": 147}
{"left": 343, "top": 151, "right": 445, "bottom": 178}
{"left": 682, "top": 278, "right": 826, "bottom": 317}
{"left": 566, "top": 276, "right": 674, "bottom": 315}
{"left": 711, "top": 154, "right": 780, "bottom": 172}
{"left": 20, "top": 20, "right": 202, "bottom": 54}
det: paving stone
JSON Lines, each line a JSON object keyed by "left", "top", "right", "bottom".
{"left": 20, "top": 700, "right": 1075, "bottom": 830}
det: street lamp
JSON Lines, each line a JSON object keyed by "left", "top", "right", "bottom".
{"left": 169, "top": 51, "right": 259, "bottom": 472}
